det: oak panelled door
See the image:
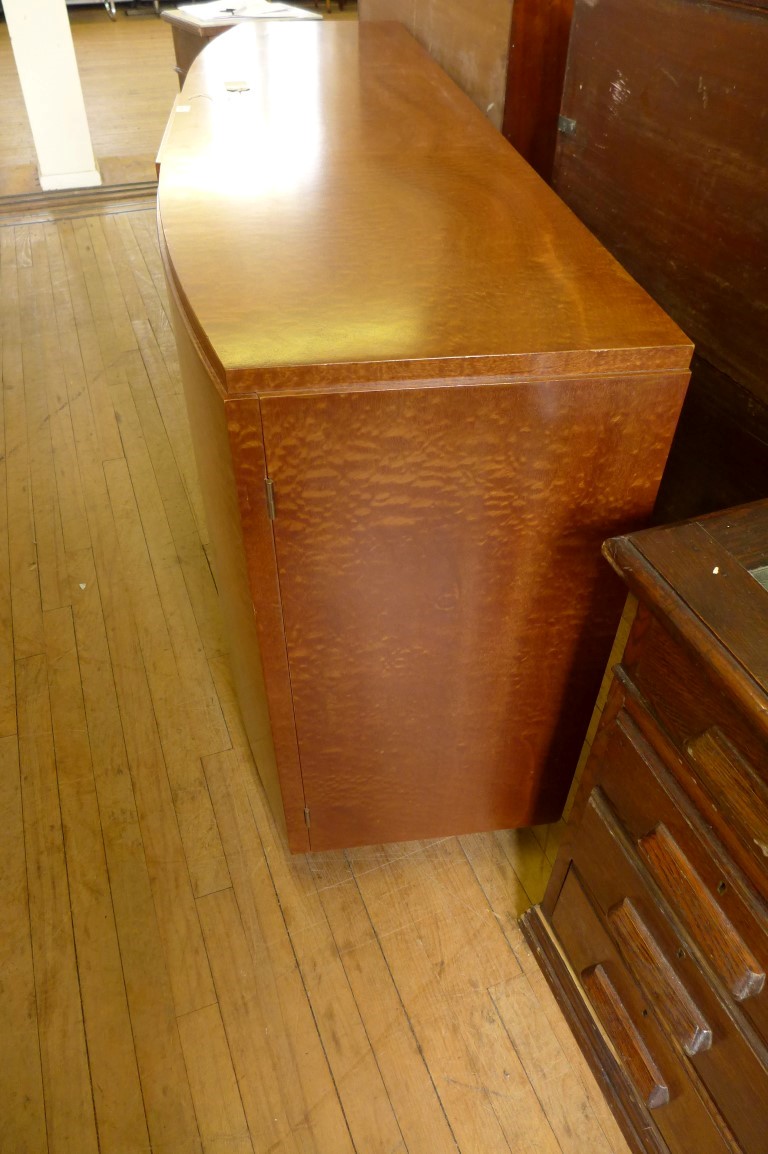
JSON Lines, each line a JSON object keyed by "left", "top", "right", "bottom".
{"left": 260, "top": 375, "right": 681, "bottom": 851}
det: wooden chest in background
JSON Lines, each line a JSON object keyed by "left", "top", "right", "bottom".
{"left": 525, "top": 502, "right": 768, "bottom": 1154}
{"left": 548, "top": 0, "right": 768, "bottom": 521}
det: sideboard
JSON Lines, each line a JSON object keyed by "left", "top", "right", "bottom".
{"left": 157, "top": 21, "right": 691, "bottom": 852}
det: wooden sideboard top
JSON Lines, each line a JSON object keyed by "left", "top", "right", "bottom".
{"left": 157, "top": 20, "right": 691, "bottom": 397}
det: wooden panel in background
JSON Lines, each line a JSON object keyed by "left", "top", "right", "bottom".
{"left": 555, "top": 0, "right": 768, "bottom": 400}
{"left": 358, "top": 0, "right": 512, "bottom": 129}
{"left": 502, "top": 0, "right": 574, "bottom": 181}
{"left": 553, "top": 0, "right": 768, "bottom": 519}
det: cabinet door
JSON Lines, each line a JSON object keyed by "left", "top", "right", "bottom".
{"left": 260, "top": 375, "right": 682, "bottom": 850}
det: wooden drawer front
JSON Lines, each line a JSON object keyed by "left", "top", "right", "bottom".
{"left": 621, "top": 608, "right": 768, "bottom": 901}
{"left": 573, "top": 790, "right": 768, "bottom": 1154}
{"left": 597, "top": 705, "right": 768, "bottom": 1047}
{"left": 551, "top": 867, "right": 733, "bottom": 1154}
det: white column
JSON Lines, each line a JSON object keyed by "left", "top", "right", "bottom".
{"left": 4, "top": 0, "right": 101, "bottom": 191}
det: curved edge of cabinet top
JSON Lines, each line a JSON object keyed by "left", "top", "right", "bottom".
{"left": 157, "top": 20, "right": 692, "bottom": 399}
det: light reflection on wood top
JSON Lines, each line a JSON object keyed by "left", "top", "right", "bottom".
{"left": 157, "top": 21, "right": 691, "bottom": 396}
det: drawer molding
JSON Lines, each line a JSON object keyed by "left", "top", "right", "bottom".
{"left": 519, "top": 905, "right": 671, "bottom": 1154}
{"left": 582, "top": 962, "right": 671, "bottom": 1109}
{"left": 639, "top": 824, "right": 766, "bottom": 1003}
{"left": 609, "top": 898, "right": 714, "bottom": 1057}
{"left": 686, "top": 727, "right": 768, "bottom": 873}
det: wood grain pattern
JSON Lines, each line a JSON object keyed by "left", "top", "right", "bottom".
{"left": 575, "top": 789, "right": 768, "bottom": 1154}
{"left": 552, "top": 0, "right": 768, "bottom": 520}
{"left": 512, "top": 918, "right": 643, "bottom": 1153}
{"left": 705, "top": 498, "right": 768, "bottom": 568}
{"left": 358, "top": 0, "right": 512, "bottom": 130}
{"left": 346, "top": 837, "right": 565, "bottom": 1154}
{"left": 0, "top": 735, "right": 47, "bottom": 1154}
{"left": 165, "top": 290, "right": 307, "bottom": 849}
{"left": 581, "top": 964, "right": 670, "bottom": 1110}
{"left": 502, "top": 0, "right": 574, "bottom": 180}
{"left": 158, "top": 21, "right": 690, "bottom": 397}
{"left": 591, "top": 703, "right": 768, "bottom": 1048}
{"left": 639, "top": 825, "right": 765, "bottom": 1003}
{"left": 0, "top": 233, "right": 20, "bottom": 734}
{"left": 520, "top": 906, "right": 670, "bottom": 1154}
{"left": 1, "top": 188, "right": 631, "bottom": 1154}
{"left": 537, "top": 504, "right": 768, "bottom": 1154}
{"left": 3, "top": 229, "right": 45, "bottom": 660}
{"left": 608, "top": 900, "right": 712, "bottom": 1058}
{"left": 491, "top": 965, "right": 631, "bottom": 1150}
{"left": 550, "top": 867, "right": 732, "bottom": 1154}
{"left": 260, "top": 373, "right": 687, "bottom": 848}
{"left": 176, "top": 1003, "right": 254, "bottom": 1154}
{"left": 616, "top": 612, "right": 768, "bottom": 848}
{"left": 158, "top": 19, "right": 691, "bottom": 850}
{"left": 554, "top": 0, "right": 768, "bottom": 404}
{"left": 605, "top": 537, "right": 768, "bottom": 764}
{"left": 309, "top": 851, "right": 465, "bottom": 1154}
{"left": 197, "top": 886, "right": 356, "bottom": 1154}
{"left": 626, "top": 524, "right": 768, "bottom": 703}
{"left": 17, "top": 654, "right": 100, "bottom": 1154}
{"left": 43, "top": 606, "right": 150, "bottom": 1154}
{"left": 686, "top": 728, "right": 768, "bottom": 885}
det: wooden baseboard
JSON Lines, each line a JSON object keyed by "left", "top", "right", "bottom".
{"left": 0, "top": 180, "right": 157, "bottom": 225}
{"left": 520, "top": 906, "right": 668, "bottom": 1154}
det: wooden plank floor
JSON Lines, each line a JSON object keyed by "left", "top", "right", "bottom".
{"left": 0, "top": 192, "right": 631, "bottom": 1153}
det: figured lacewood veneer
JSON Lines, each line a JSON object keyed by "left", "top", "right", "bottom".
{"left": 157, "top": 20, "right": 691, "bottom": 851}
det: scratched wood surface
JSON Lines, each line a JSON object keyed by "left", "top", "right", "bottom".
{"left": 0, "top": 192, "right": 631, "bottom": 1153}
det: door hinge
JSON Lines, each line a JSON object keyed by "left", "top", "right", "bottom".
{"left": 265, "top": 477, "right": 276, "bottom": 520}
{"left": 558, "top": 114, "right": 577, "bottom": 136}
{"left": 304, "top": 807, "right": 311, "bottom": 829}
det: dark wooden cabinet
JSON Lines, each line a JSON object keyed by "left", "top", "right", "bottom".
{"left": 550, "top": 0, "right": 768, "bottom": 521}
{"left": 158, "top": 21, "right": 690, "bottom": 853}
{"left": 524, "top": 501, "right": 768, "bottom": 1154}
{"left": 161, "top": 6, "right": 324, "bottom": 88}
{"left": 161, "top": 10, "right": 234, "bottom": 88}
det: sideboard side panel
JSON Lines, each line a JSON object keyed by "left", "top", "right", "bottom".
{"left": 226, "top": 400, "right": 309, "bottom": 848}
{"left": 168, "top": 295, "right": 308, "bottom": 849}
